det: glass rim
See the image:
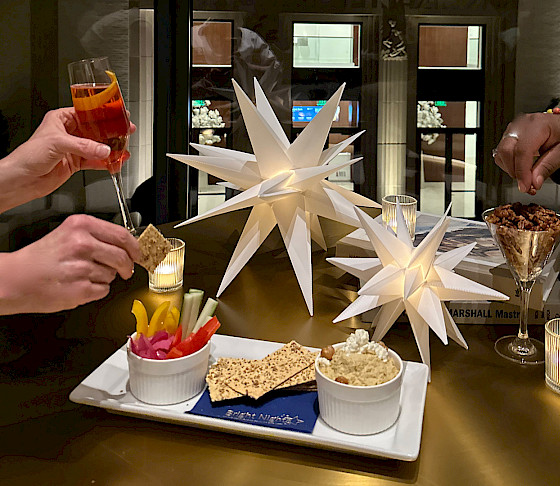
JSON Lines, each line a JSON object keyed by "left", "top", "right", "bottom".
{"left": 382, "top": 194, "right": 417, "bottom": 205}
{"left": 545, "top": 318, "right": 560, "bottom": 338}
{"left": 482, "top": 207, "right": 560, "bottom": 234}
{"left": 68, "top": 56, "right": 110, "bottom": 69}
{"left": 167, "top": 237, "right": 185, "bottom": 251}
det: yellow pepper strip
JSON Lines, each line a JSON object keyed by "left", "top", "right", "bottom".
{"left": 72, "top": 70, "right": 119, "bottom": 111}
{"left": 147, "top": 301, "right": 170, "bottom": 337}
{"left": 169, "top": 306, "right": 180, "bottom": 333}
{"left": 163, "top": 307, "right": 179, "bottom": 334}
{"left": 131, "top": 299, "right": 149, "bottom": 336}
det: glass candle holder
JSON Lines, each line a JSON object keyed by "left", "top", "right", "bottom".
{"left": 382, "top": 195, "right": 417, "bottom": 241}
{"left": 545, "top": 318, "right": 560, "bottom": 394}
{"left": 149, "top": 238, "right": 185, "bottom": 292}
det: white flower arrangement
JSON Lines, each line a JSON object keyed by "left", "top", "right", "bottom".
{"left": 199, "top": 128, "right": 222, "bottom": 145}
{"left": 417, "top": 101, "right": 446, "bottom": 145}
{"left": 192, "top": 100, "right": 225, "bottom": 129}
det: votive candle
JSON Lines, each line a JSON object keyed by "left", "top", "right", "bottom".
{"left": 149, "top": 238, "right": 185, "bottom": 292}
{"left": 381, "top": 195, "right": 417, "bottom": 241}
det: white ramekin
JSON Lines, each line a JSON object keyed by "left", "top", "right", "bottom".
{"left": 127, "top": 334, "right": 210, "bottom": 405}
{"left": 315, "top": 343, "right": 404, "bottom": 435}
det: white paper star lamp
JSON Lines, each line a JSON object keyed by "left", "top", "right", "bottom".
{"left": 328, "top": 205, "right": 508, "bottom": 374}
{"left": 168, "top": 79, "right": 379, "bottom": 315}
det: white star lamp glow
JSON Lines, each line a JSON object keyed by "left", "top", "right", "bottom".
{"left": 168, "top": 79, "right": 379, "bottom": 315}
{"left": 328, "top": 205, "right": 509, "bottom": 374}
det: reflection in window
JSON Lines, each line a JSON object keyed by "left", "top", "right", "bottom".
{"left": 292, "top": 100, "right": 359, "bottom": 127}
{"left": 192, "top": 21, "right": 232, "bottom": 67}
{"left": 327, "top": 133, "right": 355, "bottom": 191}
{"left": 418, "top": 25, "right": 482, "bottom": 70}
{"left": 293, "top": 23, "right": 360, "bottom": 68}
{"left": 417, "top": 101, "right": 480, "bottom": 129}
{"left": 419, "top": 132, "right": 477, "bottom": 218}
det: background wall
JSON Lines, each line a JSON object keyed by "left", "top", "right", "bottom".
{"left": 515, "top": 0, "right": 560, "bottom": 113}
{"left": 0, "top": 0, "right": 31, "bottom": 152}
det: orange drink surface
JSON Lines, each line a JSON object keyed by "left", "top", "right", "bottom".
{"left": 70, "top": 71, "right": 129, "bottom": 174}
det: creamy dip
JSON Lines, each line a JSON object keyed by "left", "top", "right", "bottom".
{"left": 317, "top": 329, "right": 399, "bottom": 386}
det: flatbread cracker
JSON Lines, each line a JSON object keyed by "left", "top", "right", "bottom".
{"left": 206, "top": 343, "right": 317, "bottom": 402}
{"left": 206, "top": 358, "right": 249, "bottom": 402}
{"left": 229, "top": 341, "right": 316, "bottom": 399}
{"left": 276, "top": 362, "right": 316, "bottom": 389}
{"left": 137, "top": 224, "right": 172, "bottom": 272}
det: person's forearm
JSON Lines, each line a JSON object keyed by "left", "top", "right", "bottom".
{"left": 0, "top": 252, "right": 30, "bottom": 315}
{"left": 0, "top": 149, "right": 44, "bottom": 213}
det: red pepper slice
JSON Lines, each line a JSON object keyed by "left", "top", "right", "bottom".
{"left": 165, "top": 317, "right": 221, "bottom": 359}
{"left": 171, "top": 325, "right": 183, "bottom": 348}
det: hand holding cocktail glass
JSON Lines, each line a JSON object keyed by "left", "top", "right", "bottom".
{"left": 68, "top": 57, "right": 136, "bottom": 234}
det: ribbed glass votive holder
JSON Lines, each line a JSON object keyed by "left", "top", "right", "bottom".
{"left": 148, "top": 238, "right": 185, "bottom": 292}
{"left": 545, "top": 318, "right": 560, "bottom": 394}
{"left": 381, "top": 195, "right": 417, "bottom": 241}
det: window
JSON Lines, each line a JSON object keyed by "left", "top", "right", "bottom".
{"left": 293, "top": 23, "right": 360, "bottom": 68}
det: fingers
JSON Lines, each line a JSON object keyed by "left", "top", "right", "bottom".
{"left": 89, "top": 240, "right": 136, "bottom": 280}
{"left": 52, "top": 133, "right": 111, "bottom": 161}
{"left": 493, "top": 114, "right": 551, "bottom": 193}
{"left": 531, "top": 144, "right": 560, "bottom": 190}
{"left": 512, "top": 136, "right": 537, "bottom": 193}
{"left": 65, "top": 214, "right": 142, "bottom": 264}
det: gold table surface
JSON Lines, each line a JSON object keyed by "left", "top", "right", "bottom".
{"left": 1, "top": 213, "right": 560, "bottom": 485}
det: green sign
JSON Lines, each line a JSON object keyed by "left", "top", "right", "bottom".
{"left": 434, "top": 101, "right": 447, "bottom": 107}
{"left": 193, "top": 100, "right": 207, "bottom": 107}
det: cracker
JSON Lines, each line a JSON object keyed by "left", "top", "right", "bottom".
{"left": 206, "top": 358, "right": 249, "bottom": 402}
{"left": 230, "top": 341, "right": 316, "bottom": 399}
{"left": 137, "top": 224, "right": 172, "bottom": 272}
{"left": 276, "top": 362, "right": 316, "bottom": 389}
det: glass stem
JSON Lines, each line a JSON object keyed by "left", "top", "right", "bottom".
{"left": 512, "top": 280, "right": 536, "bottom": 356}
{"left": 111, "top": 171, "right": 136, "bottom": 235}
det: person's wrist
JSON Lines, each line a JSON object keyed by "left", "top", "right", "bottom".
{"left": 0, "top": 252, "right": 26, "bottom": 315}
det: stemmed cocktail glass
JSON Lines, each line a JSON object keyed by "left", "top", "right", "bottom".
{"left": 68, "top": 57, "right": 136, "bottom": 234}
{"left": 483, "top": 208, "right": 560, "bottom": 364}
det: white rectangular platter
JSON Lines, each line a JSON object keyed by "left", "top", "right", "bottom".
{"left": 70, "top": 334, "right": 429, "bottom": 461}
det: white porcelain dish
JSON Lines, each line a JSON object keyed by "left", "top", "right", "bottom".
{"left": 315, "top": 344, "right": 404, "bottom": 435}
{"left": 70, "top": 334, "right": 429, "bottom": 461}
{"left": 127, "top": 334, "right": 210, "bottom": 405}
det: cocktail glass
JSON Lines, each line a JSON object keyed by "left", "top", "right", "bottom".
{"left": 68, "top": 57, "right": 136, "bottom": 234}
{"left": 483, "top": 208, "right": 560, "bottom": 364}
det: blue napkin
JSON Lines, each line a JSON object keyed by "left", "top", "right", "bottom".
{"left": 188, "top": 389, "right": 319, "bottom": 434}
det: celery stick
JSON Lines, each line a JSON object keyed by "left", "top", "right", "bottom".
{"left": 179, "top": 293, "right": 194, "bottom": 340}
{"left": 192, "top": 298, "right": 218, "bottom": 333}
{"left": 189, "top": 288, "right": 204, "bottom": 296}
{"left": 184, "top": 291, "right": 204, "bottom": 339}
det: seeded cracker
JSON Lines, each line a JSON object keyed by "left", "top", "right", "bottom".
{"left": 206, "top": 358, "right": 247, "bottom": 401}
{"left": 137, "top": 224, "right": 172, "bottom": 272}
{"left": 228, "top": 341, "right": 316, "bottom": 399}
{"left": 276, "top": 361, "right": 316, "bottom": 389}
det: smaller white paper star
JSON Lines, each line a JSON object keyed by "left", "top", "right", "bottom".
{"left": 328, "top": 205, "right": 508, "bottom": 374}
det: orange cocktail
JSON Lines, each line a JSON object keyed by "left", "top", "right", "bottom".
{"left": 68, "top": 57, "right": 136, "bottom": 233}
{"left": 71, "top": 70, "right": 130, "bottom": 174}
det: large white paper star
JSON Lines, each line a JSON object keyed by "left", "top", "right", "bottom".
{"left": 168, "top": 79, "right": 379, "bottom": 315}
{"left": 328, "top": 206, "right": 508, "bottom": 373}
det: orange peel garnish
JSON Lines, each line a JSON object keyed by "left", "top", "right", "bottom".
{"left": 72, "top": 70, "right": 119, "bottom": 111}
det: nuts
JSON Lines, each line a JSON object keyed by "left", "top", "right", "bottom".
{"left": 486, "top": 203, "right": 560, "bottom": 232}
{"left": 320, "top": 345, "right": 335, "bottom": 360}
{"left": 335, "top": 376, "right": 349, "bottom": 384}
